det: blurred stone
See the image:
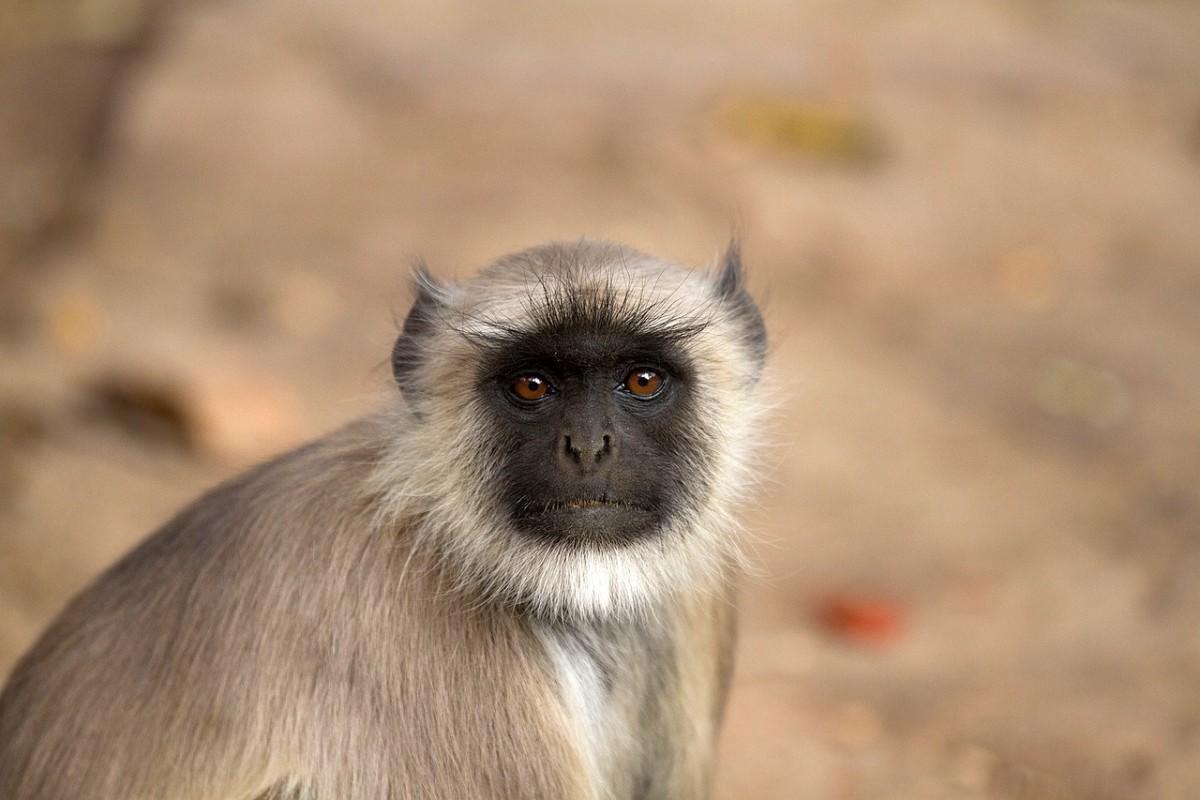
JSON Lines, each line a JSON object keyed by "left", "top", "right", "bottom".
{"left": 0, "top": 0, "right": 151, "bottom": 49}
{"left": 0, "top": 402, "right": 48, "bottom": 506}
{"left": 871, "top": 293, "right": 928, "bottom": 351}
{"left": 949, "top": 743, "right": 996, "bottom": 791}
{"left": 1191, "top": 109, "right": 1200, "bottom": 163}
{"left": 0, "top": 49, "right": 120, "bottom": 263}
{"left": 830, "top": 701, "right": 884, "bottom": 751}
{"left": 945, "top": 568, "right": 997, "bottom": 614}
{"left": 0, "top": 597, "right": 40, "bottom": 674}
{"left": 997, "top": 245, "right": 1058, "bottom": 311}
{"left": 0, "top": 0, "right": 159, "bottom": 267}
{"left": 905, "top": 730, "right": 947, "bottom": 774}
{"left": 210, "top": 280, "right": 269, "bottom": 332}
{"left": 188, "top": 366, "right": 307, "bottom": 464}
{"left": 737, "top": 630, "right": 819, "bottom": 681}
{"left": 47, "top": 290, "right": 103, "bottom": 356}
{"left": 1118, "top": 750, "right": 1155, "bottom": 790}
{"left": 0, "top": 157, "right": 66, "bottom": 241}
{"left": 84, "top": 363, "right": 307, "bottom": 463}
{"left": 712, "top": 95, "right": 884, "bottom": 166}
{"left": 717, "top": 681, "right": 838, "bottom": 798}
{"left": 1033, "top": 357, "right": 1131, "bottom": 430}
{"left": 84, "top": 372, "right": 194, "bottom": 451}
{"left": 1173, "top": 713, "right": 1200, "bottom": 750}
{"left": 272, "top": 272, "right": 343, "bottom": 339}
{"left": 0, "top": 402, "right": 49, "bottom": 448}
{"left": 211, "top": 272, "right": 343, "bottom": 339}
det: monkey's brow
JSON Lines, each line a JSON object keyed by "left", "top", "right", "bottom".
{"left": 446, "top": 282, "right": 713, "bottom": 349}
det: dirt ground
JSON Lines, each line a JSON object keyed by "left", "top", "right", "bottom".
{"left": 2, "top": 1, "right": 1200, "bottom": 797}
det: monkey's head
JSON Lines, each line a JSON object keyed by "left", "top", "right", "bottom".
{"left": 377, "top": 240, "right": 767, "bottom": 620}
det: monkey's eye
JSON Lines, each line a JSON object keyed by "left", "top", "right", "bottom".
{"left": 510, "top": 374, "right": 553, "bottom": 402}
{"left": 623, "top": 368, "right": 665, "bottom": 399}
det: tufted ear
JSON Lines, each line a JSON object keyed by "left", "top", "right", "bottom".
{"left": 392, "top": 264, "right": 447, "bottom": 395}
{"left": 715, "top": 239, "right": 745, "bottom": 299}
{"left": 713, "top": 240, "right": 768, "bottom": 376}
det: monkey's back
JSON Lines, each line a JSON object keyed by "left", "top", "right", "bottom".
{"left": 0, "top": 420, "right": 592, "bottom": 800}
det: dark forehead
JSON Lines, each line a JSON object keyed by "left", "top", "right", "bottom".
{"left": 481, "top": 328, "right": 694, "bottom": 377}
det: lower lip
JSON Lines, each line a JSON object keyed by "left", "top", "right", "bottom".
{"left": 514, "top": 504, "right": 661, "bottom": 545}
{"left": 533, "top": 502, "right": 648, "bottom": 514}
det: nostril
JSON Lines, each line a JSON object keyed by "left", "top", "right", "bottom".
{"left": 564, "top": 435, "right": 579, "bottom": 461}
{"left": 596, "top": 434, "right": 612, "bottom": 462}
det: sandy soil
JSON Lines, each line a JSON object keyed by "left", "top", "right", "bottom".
{"left": 2, "top": 1, "right": 1200, "bottom": 797}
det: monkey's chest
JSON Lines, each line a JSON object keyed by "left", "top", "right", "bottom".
{"left": 540, "top": 626, "right": 693, "bottom": 799}
{"left": 543, "top": 634, "right": 616, "bottom": 780}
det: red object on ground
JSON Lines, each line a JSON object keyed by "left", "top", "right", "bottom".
{"left": 818, "top": 594, "right": 908, "bottom": 646}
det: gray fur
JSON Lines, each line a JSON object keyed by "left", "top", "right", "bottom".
{"left": 0, "top": 240, "right": 767, "bottom": 799}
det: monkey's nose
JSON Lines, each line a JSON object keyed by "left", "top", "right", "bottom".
{"left": 559, "top": 432, "right": 614, "bottom": 473}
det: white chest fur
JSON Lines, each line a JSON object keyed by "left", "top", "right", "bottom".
{"left": 540, "top": 629, "right": 617, "bottom": 790}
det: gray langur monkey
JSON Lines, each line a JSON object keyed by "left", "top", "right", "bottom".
{"left": 0, "top": 240, "right": 769, "bottom": 800}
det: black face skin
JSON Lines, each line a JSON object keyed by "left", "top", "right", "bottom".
{"left": 392, "top": 244, "right": 766, "bottom": 549}
{"left": 478, "top": 328, "right": 705, "bottom": 548}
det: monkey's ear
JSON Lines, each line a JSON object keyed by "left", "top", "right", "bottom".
{"left": 713, "top": 240, "right": 768, "bottom": 375}
{"left": 392, "top": 264, "right": 447, "bottom": 394}
{"left": 715, "top": 239, "right": 744, "bottom": 299}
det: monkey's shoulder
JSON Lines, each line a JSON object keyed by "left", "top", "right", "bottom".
{"left": 14, "top": 424, "right": 384, "bottom": 660}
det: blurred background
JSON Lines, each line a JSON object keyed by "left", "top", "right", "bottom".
{"left": 2, "top": 0, "right": 1199, "bottom": 796}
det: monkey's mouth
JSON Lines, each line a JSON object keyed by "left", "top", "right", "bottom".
{"left": 513, "top": 495, "right": 661, "bottom": 546}
{"left": 518, "top": 496, "right": 652, "bottom": 515}
{"left": 518, "top": 496, "right": 652, "bottom": 516}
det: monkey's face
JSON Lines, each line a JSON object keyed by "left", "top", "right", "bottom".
{"left": 385, "top": 241, "right": 766, "bottom": 618}
{"left": 480, "top": 329, "right": 704, "bottom": 548}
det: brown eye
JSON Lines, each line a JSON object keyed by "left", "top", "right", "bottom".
{"left": 511, "top": 374, "right": 552, "bottom": 402}
{"left": 624, "top": 368, "right": 664, "bottom": 398}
